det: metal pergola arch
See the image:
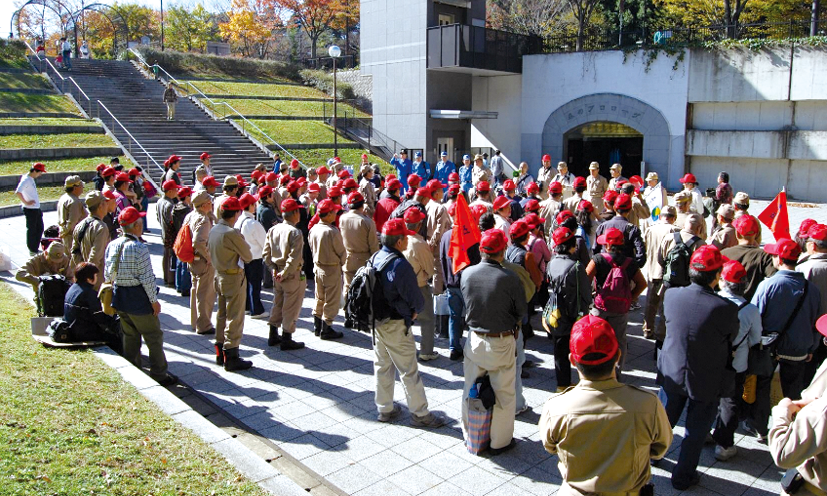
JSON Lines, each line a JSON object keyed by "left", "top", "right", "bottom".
{"left": 65, "top": 3, "right": 125, "bottom": 57}
{"left": 10, "top": 0, "right": 72, "bottom": 42}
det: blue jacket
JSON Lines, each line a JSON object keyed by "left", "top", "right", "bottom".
{"left": 412, "top": 160, "right": 431, "bottom": 181}
{"left": 752, "top": 270, "right": 823, "bottom": 358}
{"left": 434, "top": 160, "right": 456, "bottom": 189}
{"left": 659, "top": 283, "right": 739, "bottom": 403}
{"left": 594, "top": 214, "right": 646, "bottom": 268}
{"left": 64, "top": 281, "right": 117, "bottom": 339}
{"left": 390, "top": 157, "right": 413, "bottom": 191}
{"left": 373, "top": 246, "right": 424, "bottom": 327}
{"left": 459, "top": 165, "right": 473, "bottom": 193}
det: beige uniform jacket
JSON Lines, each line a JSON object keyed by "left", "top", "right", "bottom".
{"left": 539, "top": 378, "right": 673, "bottom": 495}
{"left": 314, "top": 180, "right": 328, "bottom": 201}
{"left": 184, "top": 210, "right": 214, "bottom": 266}
{"left": 71, "top": 215, "right": 109, "bottom": 271}
{"left": 708, "top": 223, "right": 738, "bottom": 251}
{"left": 359, "top": 179, "right": 376, "bottom": 215}
{"left": 770, "top": 394, "right": 827, "bottom": 493}
{"left": 539, "top": 198, "right": 562, "bottom": 240}
{"left": 537, "top": 165, "right": 556, "bottom": 199}
{"left": 213, "top": 194, "right": 232, "bottom": 219}
{"left": 585, "top": 174, "right": 608, "bottom": 204}
{"left": 208, "top": 219, "right": 253, "bottom": 273}
{"left": 657, "top": 229, "right": 706, "bottom": 272}
{"left": 263, "top": 222, "right": 304, "bottom": 278}
{"left": 339, "top": 210, "right": 379, "bottom": 272}
{"left": 562, "top": 193, "right": 584, "bottom": 213}
{"left": 309, "top": 223, "right": 347, "bottom": 267}
{"left": 471, "top": 165, "right": 491, "bottom": 187}
{"left": 425, "top": 201, "right": 448, "bottom": 250}
{"left": 403, "top": 234, "right": 434, "bottom": 287}
{"left": 608, "top": 175, "right": 628, "bottom": 192}
{"left": 16, "top": 253, "right": 74, "bottom": 288}
{"left": 626, "top": 196, "right": 650, "bottom": 228}
{"left": 57, "top": 193, "right": 87, "bottom": 245}
{"left": 644, "top": 221, "right": 679, "bottom": 280}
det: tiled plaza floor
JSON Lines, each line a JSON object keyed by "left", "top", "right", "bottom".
{"left": 2, "top": 198, "right": 822, "bottom": 496}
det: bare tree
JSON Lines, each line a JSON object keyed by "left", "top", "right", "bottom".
{"left": 567, "top": 0, "right": 601, "bottom": 50}
{"left": 488, "top": 0, "right": 568, "bottom": 37}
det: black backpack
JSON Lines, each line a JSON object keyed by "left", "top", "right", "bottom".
{"left": 345, "top": 253, "right": 400, "bottom": 332}
{"left": 38, "top": 275, "right": 71, "bottom": 317}
{"left": 663, "top": 232, "right": 698, "bottom": 288}
{"left": 171, "top": 203, "right": 191, "bottom": 239}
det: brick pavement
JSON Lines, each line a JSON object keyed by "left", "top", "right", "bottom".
{"left": 1, "top": 198, "right": 822, "bottom": 496}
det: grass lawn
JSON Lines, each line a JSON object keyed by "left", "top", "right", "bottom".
{"left": 0, "top": 133, "right": 115, "bottom": 149}
{"left": 202, "top": 98, "right": 368, "bottom": 119}
{"left": 0, "top": 156, "right": 127, "bottom": 176}
{"left": 248, "top": 120, "right": 353, "bottom": 145}
{"left": 0, "top": 284, "right": 268, "bottom": 495}
{"left": 187, "top": 80, "right": 324, "bottom": 99}
{"left": 0, "top": 94, "right": 80, "bottom": 115}
{"left": 287, "top": 148, "right": 390, "bottom": 171}
{"left": 0, "top": 117, "right": 97, "bottom": 127}
{"left": 0, "top": 185, "right": 64, "bottom": 206}
{"left": 0, "top": 73, "right": 52, "bottom": 90}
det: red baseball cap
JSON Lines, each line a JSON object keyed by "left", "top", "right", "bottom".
{"left": 403, "top": 207, "right": 426, "bottom": 224}
{"left": 799, "top": 218, "right": 818, "bottom": 237}
{"left": 347, "top": 191, "right": 365, "bottom": 205}
{"left": 493, "top": 196, "right": 511, "bottom": 211}
{"left": 32, "top": 162, "right": 47, "bottom": 173}
{"left": 221, "top": 197, "right": 243, "bottom": 212}
{"left": 572, "top": 176, "right": 587, "bottom": 189}
{"left": 614, "top": 193, "right": 632, "bottom": 211}
{"left": 383, "top": 218, "right": 416, "bottom": 236}
{"left": 816, "top": 314, "right": 827, "bottom": 338}
{"left": 338, "top": 169, "right": 351, "bottom": 179}
{"left": 342, "top": 178, "right": 358, "bottom": 189}
{"left": 200, "top": 152, "right": 211, "bottom": 161}
{"left": 721, "top": 260, "right": 747, "bottom": 283}
{"left": 480, "top": 229, "right": 508, "bottom": 254}
{"left": 317, "top": 199, "right": 342, "bottom": 215}
{"left": 548, "top": 181, "right": 563, "bottom": 195}
{"left": 96, "top": 163, "right": 107, "bottom": 172}
{"left": 281, "top": 198, "right": 300, "bottom": 213}
{"left": 578, "top": 200, "right": 594, "bottom": 213}
{"left": 308, "top": 183, "right": 320, "bottom": 193}
{"left": 808, "top": 224, "right": 827, "bottom": 242}
{"left": 202, "top": 176, "right": 219, "bottom": 188}
{"left": 386, "top": 179, "right": 402, "bottom": 191}
{"left": 524, "top": 213, "right": 542, "bottom": 229}
{"left": 556, "top": 210, "right": 574, "bottom": 224}
{"left": 524, "top": 199, "right": 540, "bottom": 213}
{"left": 542, "top": 154, "right": 551, "bottom": 162}
{"left": 679, "top": 173, "right": 697, "bottom": 184}
{"left": 167, "top": 154, "right": 182, "bottom": 163}
{"left": 597, "top": 227, "right": 624, "bottom": 246}
{"left": 526, "top": 182, "right": 539, "bottom": 194}
{"left": 764, "top": 238, "right": 802, "bottom": 260}
{"left": 290, "top": 159, "right": 300, "bottom": 169}
{"left": 386, "top": 174, "right": 397, "bottom": 181}
{"left": 407, "top": 173, "right": 422, "bottom": 186}
{"left": 426, "top": 179, "right": 447, "bottom": 190}
{"left": 286, "top": 181, "right": 300, "bottom": 193}
{"left": 327, "top": 186, "right": 343, "bottom": 198}
{"left": 102, "top": 190, "right": 117, "bottom": 200}
{"left": 470, "top": 204, "right": 488, "bottom": 222}
{"left": 257, "top": 185, "right": 273, "bottom": 199}
{"left": 570, "top": 316, "right": 618, "bottom": 365}
{"left": 448, "top": 172, "right": 459, "bottom": 182}
{"left": 629, "top": 175, "right": 644, "bottom": 187}
{"left": 162, "top": 179, "right": 178, "bottom": 191}
{"left": 128, "top": 167, "right": 141, "bottom": 177}
{"left": 690, "top": 244, "right": 728, "bottom": 272}
{"left": 251, "top": 170, "right": 263, "bottom": 181}
{"left": 117, "top": 206, "right": 146, "bottom": 225}
{"left": 509, "top": 220, "right": 530, "bottom": 239}
{"left": 553, "top": 226, "right": 574, "bottom": 245}
{"left": 733, "top": 214, "right": 760, "bottom": 237}
{"left": 317, "top": 166, "right": 331, "bottom": 175}
{"left": 177, "top": 186, "right": 193, "bottom": 199}
{"left": 239, "top": 193, "right": 257, "bottom": 209}
{"left": 448, "top": 184, "right": 460, "bottom": 195}
{"left": 603, "top": 190, "right": 618, "bottom": 204}
{"left": 476, "top": 181, "right": 491, "bottom": 193}
{"left": 503, "top": 180, "right": 516, "bottom": 191}
{"left": 114, "top": 171, "right": 131, "bottom": 183}
{"left": 265, "top": 172, "right": 278, "bottom": 183}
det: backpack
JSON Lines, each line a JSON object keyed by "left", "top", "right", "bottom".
{"left": 38, "top": 275, "right": 71, "bottom": 317}
{"left": 173, "top": 224, "right": 194, "bottom": 263}
{"left": 345, "top": 253, "right": 400, "bottom": 332}
{"left": 542, "top": 259, "right": 581, "bottom": 336}
{"left": 72, "top": 217, "right": 94, "bottom": 255}
{"left": 594, "top": 253, "right": 632, "bottom": 314}
{"left": 171, "top": 204, "right": 191, "bottom": 239}
{"left": 663, "top": 232, "right": 698, "bottom": 288}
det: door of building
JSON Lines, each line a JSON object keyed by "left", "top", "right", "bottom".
{"left": 437, "top": 137, "right": 454, "bottom": 162}
{"left": 564, "top": 122, "right": 643, "bottom": 178}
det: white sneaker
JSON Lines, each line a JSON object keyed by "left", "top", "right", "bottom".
{"left": 516, "top": 405, "right": 530, "bottom": 415}
{"left": 251, "top": 312, "right": 269, "bottom": 320}
{"left": 419, "top": 352, "right": 440, "bottom": 361}
{"left": 714, "top": 445, "right": 737, "bottom": 461}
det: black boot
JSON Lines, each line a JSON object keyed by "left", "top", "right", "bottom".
{"left": 224, "top": 347, "right": 253, "bottom": 372}
{"left": 320, "top": 322, "right": 344, "bottom": 340}
{"left": 522, "top": 321, "right": 535, "bottom": 340}
{"left": 280, "top": 330, "right": 305, "bottom": 350}
{"left": 214, "top": 342, "right": 224, "bottom": 366}
{"left": 268, "top": 325, "right": 282, "bottom": 347}
{"left": 313, "top": 316, "right": 322, "bottom": 336}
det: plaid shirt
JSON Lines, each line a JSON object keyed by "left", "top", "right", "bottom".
{"left": 104, "top": 233, "right": 158, "bottom": 303}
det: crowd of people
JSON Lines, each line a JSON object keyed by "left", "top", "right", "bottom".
{"left": 13, "top": 151, "right": 827, "bottom": 494}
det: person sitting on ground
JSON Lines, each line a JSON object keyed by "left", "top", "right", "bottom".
{"left": 63, "top": 262, "right": 122, "bottom": 353}
{"left": 16, "top": 241, "right": 75, "bottom": 297}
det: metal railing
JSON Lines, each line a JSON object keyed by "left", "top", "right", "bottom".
{"left": 96, "top": 100, "right": 164, "bottom": 176}
{"left": 301, "top": 54, "right": 358, "bottom": 70}
{"left": 427, "top": 24, "right": 542, "bottom": 73}
{"left": 23, "top": 40, "right": 95, "bottom": 116}
{"left": 331, "top": 116, "right": 409, "bottom": 162}
{"left": 127, "top": 48, "right": 307, "bottom": 169}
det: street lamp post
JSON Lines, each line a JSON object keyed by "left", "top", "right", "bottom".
{"left": 161, "top": 0, "right": 165, "bottom": 51}
{"left": 329, "top": 45, "right": 341, "bottom": 157}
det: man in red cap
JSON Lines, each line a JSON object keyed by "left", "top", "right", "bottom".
{"left": 492, "top": 195, "right": 512, "bottom": 243}
{"left": 339, "top": 191, "right": 380, "bottom": 309}
{"left": 538, "top": 181, "right": 563, "bottom": 235}
{"left": 16, "top": 162, "right": 46, "bottom": 254}
{"left": 105, "top": 206, "right": 176, "bottom": 386}
{"left": 469, "top": 180, "right": 493, "bottom": 213}
{"left": 390, "top": 185, "right": 431, "bottom": 239}
{"left": 162, "top": 154, "right": 182, "bottom": 187}
{"left": 536, "top": 154, "right": 555, "bottom": 200}
{"left": 460, "top": 228, "right": 527, "bottom": 455}
{"left": 540, "top": 316, "right": 672, "bottom": 495}
{"left": 594, "top": 193, "right": 646, "bottom": 268}
{"left": 157, "top": 179, "right": 180, "bottom": 286}
{"left": 502, "top": 179, "right": 524, "bottom": 222}
{"left": 100, "top": 166, "right": 117, "bottom": 194}
{"left": 799, "top": 223, "right": 827, "bottom": 382}
{"left": 400, "top": 208, "right": 437, "bottom": 360}
{"left": 721, "top": 214, "right": 777, "bottom": 301}
{"left": 309, "top": 199, "right": 347, "bottom": 340}
{"left": 562, "top": 176, "right": 587, "bottom": 214}
{"left": 194, "top": 152, "right": 212, "bottom": 186}
{"left": 424, "top": 179, "right": 449, "bottom": 298}
{"left": 373, "top": 178, "right": 402, "bottom": 232}
{"left": 208, "top": 196, "right": 254, "bottom": 371}
{"left": 659, "top": 244, "right": 740, "bottom": 490}
{"left": 679, "top": 172, "right": 705, "bottom": 219}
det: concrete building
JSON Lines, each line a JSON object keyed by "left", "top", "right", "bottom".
{"left": 361, "top": 0, "right": 827, "bottom": 201}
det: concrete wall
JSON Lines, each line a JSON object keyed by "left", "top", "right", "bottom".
{"left": 471, "top": 75, "right": 522, "bottom": 171}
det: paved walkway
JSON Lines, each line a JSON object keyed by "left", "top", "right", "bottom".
{"left": 2, "top": 199, "right": 822, "bottom": 496}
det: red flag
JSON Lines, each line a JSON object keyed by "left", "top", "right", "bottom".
{"left": 757, "top": 188, "right": 791, "bottom": 241}
{"left": 449, "top": 194, "right": 481, "bottom": 274}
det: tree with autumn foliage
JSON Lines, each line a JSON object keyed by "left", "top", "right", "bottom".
{"left": 166, "top": 3, "right": 220, "bottom": 53}
{"left": 275, "top": 0, "right": 345, "bottom": 59}
{"left": 220, "top": 0, "right": 284, "bottom": 58}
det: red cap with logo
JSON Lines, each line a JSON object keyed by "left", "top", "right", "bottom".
{"left": 347, "top": 191, "right": 365, "bottom": 205}
{"left": 221, "top": 197, "right": 243, "bottom": 211}
{"left": 764, "top": 238, "right": 802, "bottom": 260}
{"left": 553, "top": 226, "right": 574, "bottom": 245}
{"left": 407, "top": 173, "right": 422, "bottom": 186}
{"left": 721, "top": 260, "right": 747, "bottom": 283}
{"left": 447, "top": 172, "right": 459, "bottom": 182}
{"left": 427, "top": 179, "right": 447, "bottom": 190}
{"left": 383, "top": 218, "right": 416, "bottom": 236}
{"left": 524, "top": 199, "right": 540, "bottom": 213}
{"left": 167, "top": 154, "right": 182, "bottom": 164}
{"left": 734, "top": 214, "right": 760, "bottom": 237}
{"left": 403, "top": 208, "right": 426, "bottom": 224}
{"left": 679, "top": 173, "right": 697, "bottom": 184}
{"left": 548, "top": 181, "right": 563, "bottom": 195}
{"left": 597, "top": 227, "right": 624, "bottom": 246}
{"left": 161, "top": 179, "right": 177, "bottom": 191}
{"left": 480, "top": 229, "right": 508, "bottom": 254}
{"left": 317, "top": 166, "right": 331, "bottom": 175}
{"left": 555, "top": 210, "right": 574, "bottom": 225}
{"left": 493, "top": 196, "right": 511, "bottom": 211}
{"left": 524, "top": 213, "right": 542, "bottom": 229}
{"left": 200, "top": 152, "right": 211, "bottom": 161}
{"left": 629, "top": 175, "right": 644, "bottom": 187}
{"left": 809, "top": 224, "right": 827, "bottom": 242}
{"left": 570, "top": 316, "right": 619, "bottom": 365}
{"left": 317, "top": 199, "right": 342, "bottom": 215}
{"left": 117, "top": 206, "right": 146, "bottom": 225}
{"left": 476, "top": 181, "right": 491, "bottom": 193}
{"left": 691, "top": 244, "right": 728, "bottom": 272}
{"left": 509, "top": 220, "right": 530, "bottom": 239}
{"left": 470, "top": 204, "right": 488, "bottom": 222}
{"left": 502, "top": 180, "right": 516, "bottom": 191}
{"left": 342, "top": 178, "right": 358, "bottom": 189}
{"left": 573, "top": 176, "right": 587, "bottom": 189}
{"left": 526, "top": 182, "right": 539, "bottom": 194}
{"left": 308, "top": 183, "right": 320, "bottom": 193}
{"left": 327, "top": 186, "right": 343, "bottom": 198}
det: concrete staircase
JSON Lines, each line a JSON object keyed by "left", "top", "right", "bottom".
{"left": 51, "top": 58, "right": 272, "bottom": 183}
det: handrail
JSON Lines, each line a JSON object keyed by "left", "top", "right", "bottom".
{"left": 128, "top": 47, "right": 308, "bottom": 169}
{"left": 97, "top": 100, "right": 165, "bottom": 175}
{"left": 25, "top": 41, "right": 96, "bottom": 116}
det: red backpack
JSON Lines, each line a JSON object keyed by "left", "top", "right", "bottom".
{"left": 594, "top": 253, "right": 632, "bottom": 314}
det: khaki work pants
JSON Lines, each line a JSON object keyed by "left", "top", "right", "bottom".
{"left": 417, "top": 284, "right": 435, "bottom": 355}
{"left": 189, "top": 260, "right": 216, "bottom": 333}
{"left": 118, "top": 311, "right": 168, "bottom": 379}
{"left": 643, "top": 279, "right": 666, "bottom": 340}
{"left": 462, "top": 331, "right": 516, "bottom": 450}
{"left": 268, "top": 272, "right": 306, "bottom": 333}
{"left": 374, "top": 318, "right": 430, "bottom": 417}
{"left": 166, "top": 101, "right": 176, "bottom": 119}
{"left": 432, "top": 248, "right": 445, "bottom": 294}
{"left": 314, "top": 264, "right": 342, "bottom": 325}
{"left": 215, "top": 272, "right": 246, "bottom": 349}
{"left": 343, "top": 252, "right": 369, "bottom": 296}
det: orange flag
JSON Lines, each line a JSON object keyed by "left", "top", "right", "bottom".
{"left": 449, "top": 194, "right": 481, "bottom": 274}
{"left": 757, "top": 188, "right": 791, "bottom": 241}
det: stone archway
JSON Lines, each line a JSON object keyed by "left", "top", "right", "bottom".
{"left": 542, "top": 93, "right": 671, "bottom": 179}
